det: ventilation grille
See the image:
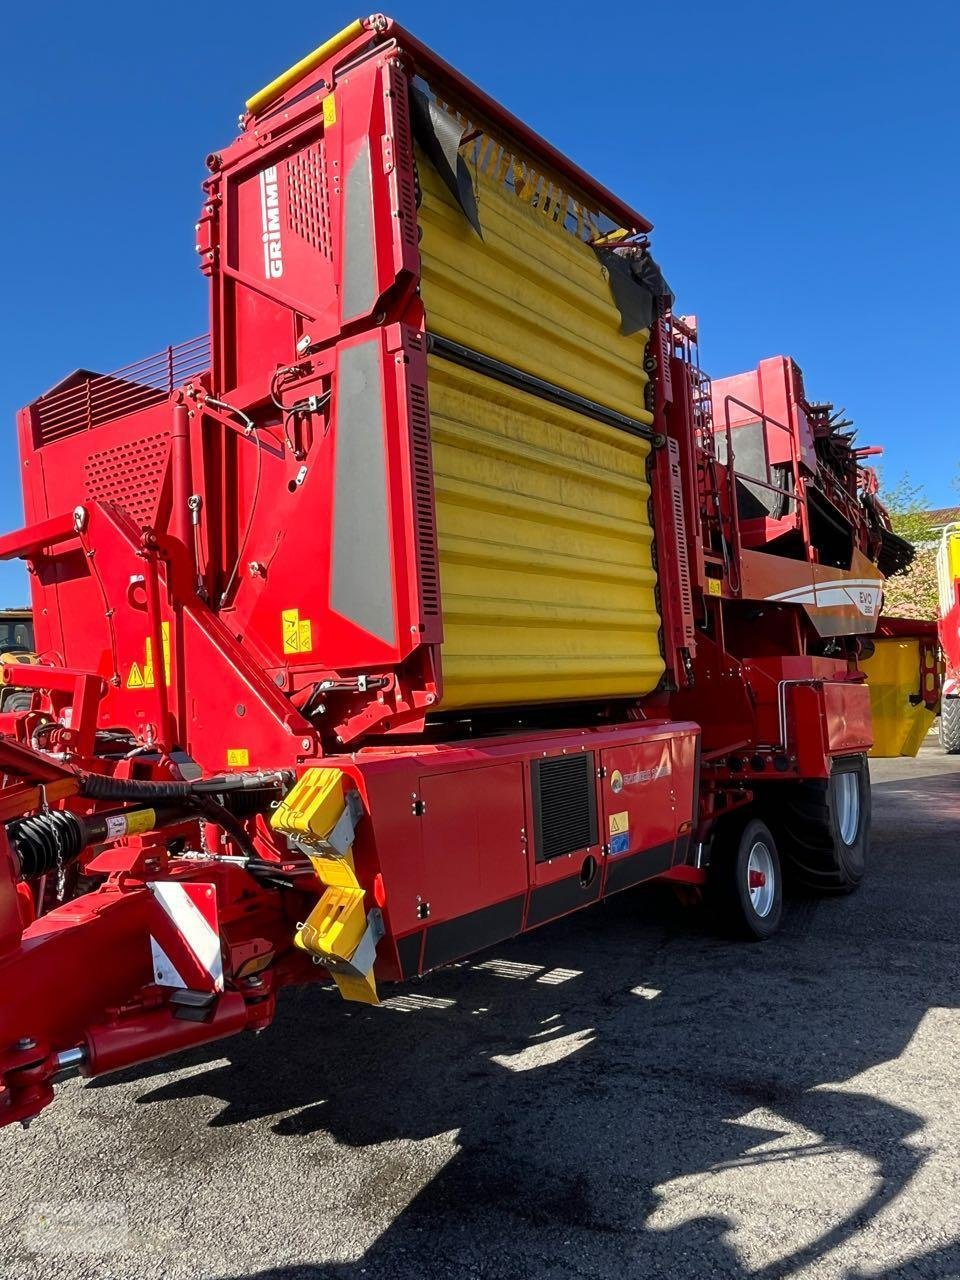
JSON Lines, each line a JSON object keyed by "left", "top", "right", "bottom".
{"left": 531, "top": 754, "right": 598, "bottom": 863}
{"left": 668, "top": 437, "right": 695, "bottom": 639}
{"left": 32, "top": 336, "right": 210, "bottom": 446}
{"left": 408, "top": 375, "right": 440, "bottom": 619}
{"left": 391, "top": 65, "right": 419, "bottom": 249}
{"left": 84, "top": 431, "right": 170, "bottom": 529}
{"left": 286, "top": 143, "right": 333, "bottom": 259}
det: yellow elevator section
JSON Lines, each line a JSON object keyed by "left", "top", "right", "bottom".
{"left": 417, "top": 139, "right": 665, "bottom": 709}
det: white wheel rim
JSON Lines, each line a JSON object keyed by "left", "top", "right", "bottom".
{"left": 835, "top": 772, "right": 860, "bottom": 846}
{"left": 747, "top": 841, "right": 776, "bottom": 918}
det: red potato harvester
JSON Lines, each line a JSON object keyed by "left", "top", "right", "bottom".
{"left": 0, "top": 16, "right": 932, "bottom": 1127}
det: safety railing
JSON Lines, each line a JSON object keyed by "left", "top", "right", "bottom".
{"left": 718, "top": 394, "right": 812, "bottom": 569}
{"left": 32, "top": 335, "right": 211, "bottom": 445}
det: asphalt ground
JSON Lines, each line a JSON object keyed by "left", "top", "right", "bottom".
{"left": 2, "top": 738, "right": 959, "bottom": 1279}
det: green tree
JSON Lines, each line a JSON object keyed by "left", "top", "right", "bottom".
{"left": 880, "top": 476, "right": 939, "bottom": 620}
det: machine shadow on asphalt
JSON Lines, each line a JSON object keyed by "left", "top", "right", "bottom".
{"left": 77, "top": 753, "right": 960, "bottom": 1280}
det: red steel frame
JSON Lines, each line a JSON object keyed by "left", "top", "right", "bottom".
{"left": 0, "top": 16, "right": 893, "bottom": 1127}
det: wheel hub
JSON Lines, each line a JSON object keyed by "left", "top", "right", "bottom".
{"left": 835, "top": 771, "right": 860, "bottom": 846}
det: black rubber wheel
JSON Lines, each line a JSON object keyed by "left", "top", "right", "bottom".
{"left": 769, "top": 754, "right": 870, "bottom": 894}
{"left": 708, "top": 815, "right": 783, "bottom": 940}
{"left": 940, "top": 698, "right": 960, "bottom": 753}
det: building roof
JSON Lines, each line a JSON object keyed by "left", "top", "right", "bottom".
{"left": 925, "top": 507, "right": 960, "bottom": 528}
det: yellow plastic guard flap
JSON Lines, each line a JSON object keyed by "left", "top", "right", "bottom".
{"left": 295, "top": 884, "right": 367, "bottom": 961}
{"left": 331, "top": 969, "right": 379, "bottom": 1005}
{"left": 271, "top": 767, "right": 346, "bottom": 843}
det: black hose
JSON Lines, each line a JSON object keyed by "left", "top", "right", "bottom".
{"left": 78, "top": 774, "right": 193, "bottom": 802}
{"left": 9, "top": 772, "right": 288, "bottom": 880}
{"left": 8, "top": 806, "right": 184, "bottom": 878}
{"left": 77, "top": 771, "right": 289, "bottom": 802}
{"left": 185, "top": 795, "right": 261, "bottom": 863}
{"left": 193, "top": 771, "right": 292, "bottom": 794}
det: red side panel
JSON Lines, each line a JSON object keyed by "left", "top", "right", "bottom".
{"left": 822, "top": 681, "right": 873, "bottom": 754}
{"left": 199, "top": 46, "right": 438, "bottom": 742}
{"left": 600, "top": 730, "right": 698, "bottom": 895}
{"left": 214, "top": 54, "right": 419, "bottom": 395}
{"left": 337, "top": 721, "right": 700, "bottom": 981}
{"left": 713, "top": 357, "right": 817, "bottom": 473}
{"left": 790, "top": 681, "right": 872, "bottom": 776}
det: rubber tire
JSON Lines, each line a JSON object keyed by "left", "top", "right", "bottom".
{"left": 940, "top": 698, "right": 960, "bottom": 753}
{"left": 770, "top": 754, "right": 870, "bottom": 894}
{"left": 708, "top": 816, "right": 783, "bottom": 941}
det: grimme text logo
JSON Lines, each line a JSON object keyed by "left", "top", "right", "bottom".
{"left": 259, "top": 165, "right": 284, "bottom": 279}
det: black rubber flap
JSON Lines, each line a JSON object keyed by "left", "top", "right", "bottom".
{"left": 594, "top": 243, "right": 674, "bottom": 336}
{"left": 410, "top": 86, "right": 482, "bottom": 237}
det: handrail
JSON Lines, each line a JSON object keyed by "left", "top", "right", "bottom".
{"left": 245, "top": 17, "right": 368, "bottom": 116}
{"left": 32, "top": 335, "right": 211, "bottom": 443}
{"left": 720, "top": 394, "right": 813, "bottom": 557}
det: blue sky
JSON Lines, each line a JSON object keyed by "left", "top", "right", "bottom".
{"left": 1, "top": 1, "right": 956, "bottom": 604}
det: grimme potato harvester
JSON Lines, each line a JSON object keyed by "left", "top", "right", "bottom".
{"left": 0, "top": 16, "right": 927, "bottom": 1127}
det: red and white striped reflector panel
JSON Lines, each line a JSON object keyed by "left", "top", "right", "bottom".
{"left": 147, "top": 882, "right": 224, "bottom": 992}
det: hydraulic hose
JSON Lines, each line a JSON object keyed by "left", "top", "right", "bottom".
{"left": 7, "top": 797, "right": 260, "bottom": 878}
{"left": 78, "top": 774, "right": 193, "bottom": 802}
{"left": 7, "top": 772, "right": 291, "bottom": 880}
{"left": 76, "top": 770, "right": 290, "bottom": 803}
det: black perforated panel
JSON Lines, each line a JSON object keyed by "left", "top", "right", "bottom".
{"left": 531, "top": 754, "right": 598, "bottom": 863}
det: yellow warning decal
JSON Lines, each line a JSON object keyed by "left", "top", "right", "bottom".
{"left": 323, "top": 93, "right": 336, "bottom": 127}
{"left": 104, "top": 807, "right": 157, "bottom": 839}
{"left": 128, "top": 622, "right": 171, "bottom": 690}
{"left": 126, "top": 808, "right": 157, "bottom": 836}
{"left": 282, "top": 608, "right": 314, "bottom": 655}
{"left": 609, "top": 811, "right": 629, "bottom": 836}
{"left": 227, "top": 748, "right": 250, "bottom": 767}
{"left": 706, "top": 578, "right": 722, "bottom": 597}
{"left": 143, "top": 621, "right": 171, "bottom": 688}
